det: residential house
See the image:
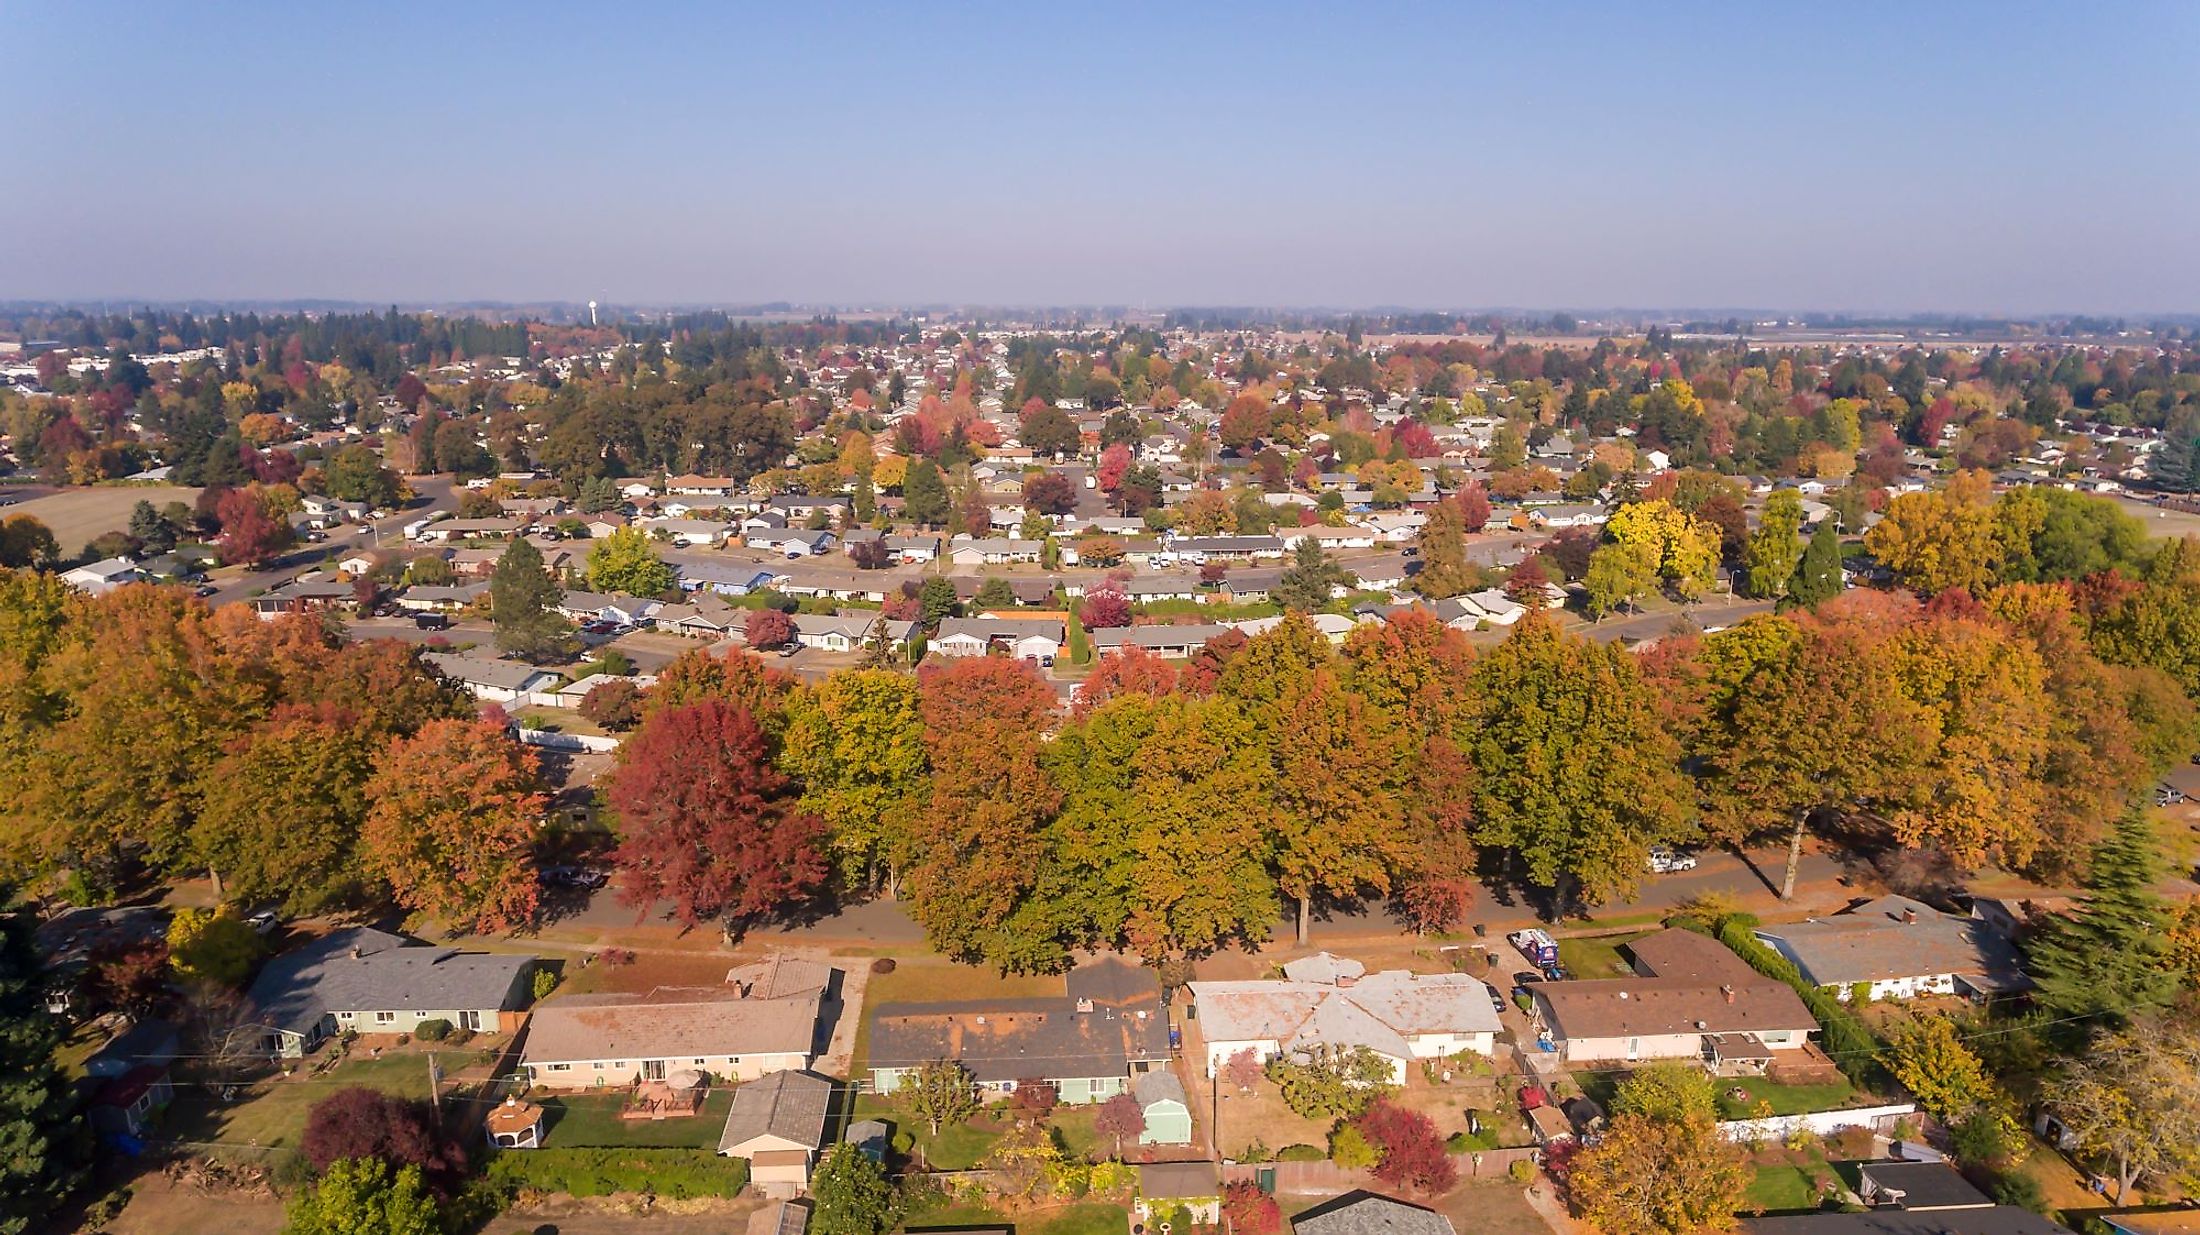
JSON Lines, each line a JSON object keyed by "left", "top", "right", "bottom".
{"left": 523, "top": 980, "right": 826, "bottom": 1090}
{"left": 948, "top": 537, "right": 1043, "bottom": 566}
{"left": 1133, "top": 1071, "right": 1192, "bottom": 1145}
{"left": 583, "top": 513, "right": 631, "bottom": 539}
{"left": 1121, "top": 573, "right": 1202, "bottom": 603}
{"left": 83, "top": 1018, "right": 181, "bottom": 1139}
{"left": 666, "top": 474, "right": 743, "bottom": 498}
{"left": 766, "top": 495, "right": 850, "bottom": 521}
{"left": 647, "top": 518, "right": 733, "bottom": 547}
{"left": 1528, "top": 928, "right": 1818, "bottom": 1068}
{"left": 242, "top": 927, "right": 534, "bottom": 1058}
{"left": 1281, "top": 526, "right": 1379, "bottom": 552}
{"left": 1752, "top": 895, "right": 2029, "bottom": 1002}
{"left": 1346, "top": 555, "right": 1412, "bottom": 592}
{"left": 61, "top": 557, "right": 147, "bottom": 595}
{"left": 1172, "top": 535, "right": 1287, "bottom": 561}
{"left": 753, "top": 530, "right": 837, "bottom": 557}
{"left": 792, "top": 611, "right": 917, "bottom": 653}
{"left": 1185, "top": 957, "right": 1501, "bottom": 1084}
{"left": 1090, "top": 624, "right": 1232, "bottom": 658}
{"left": 653, "top": 594, "right": 745, "bottom": 639}
{"left": 1856, "top": 1162, "right": 1995, "bottom": 1212}
{"left": 1744, "top": 1208, "right": 2072, "bottom": 1234}
{"left": 680, "top": 562, "right": 780, "bottom": 596}
{"left": 556, "top": 591, "right": 661, "bottom": 627}
{"left": 772, "top": 571, "right": 891, "bottom": 603}
{"left": 395, "top": 582, "right": 489, "bottom": 612}
{"left": 866, "top": 958, "right": 1170, "bottom": 1104}
{"left": 423, "top": 652, "right": 562, "bottom": 703}
{"left": 420, "top": 517, "right": 527, "bottom": 542}
{"left": 884, "top": 534, "right": 942, "bottom": 563}
{"left": 717, "top": 1069, "right": 836, "bottom": 1197}
{"left": 1134, "top": 1163, "right": 1221, "bottom": 1226}
{"left": 931, "top": 617, "right": 1065, "bottom": 662}
{"left": 250, "top": 578, "right": 357, "bottom": 621}
{"left": 36, "top": 906, "right": 170, "bottom": 1016}
{"left": 550, "top": 673, "right": 656, "bottom": 707}
{"left": 1293, "top": 1194, "right": 1458, "bottom": 1235}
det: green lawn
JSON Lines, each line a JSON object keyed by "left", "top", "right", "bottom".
{"left": 1716, "top": 1076, "right": 1862, "bottom": 1119}
{"left": 907, "top": 1202, "right": 1127, "bottom": 1235}
{"left": 539, "top": 1088, "right": 734, "bottom": 1148}
{"left": 1051, "top": 1106, "right": 1102, "bottom": 1160}
{"left": 1556, "top": 931, "right": 1651, "bottom": 979}
{"left": 1745, "top": 1165, "right": 1823, "bottom": 1213}
{"left": 165, "top": 1052, "right": 433, "bottom": 1150}
{"left": 853, "top": 1095, "right": 1006, "bottom": 1170}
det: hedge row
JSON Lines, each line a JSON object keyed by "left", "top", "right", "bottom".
{"left": 483, "top": 1148, "right": 749, "bottom": 1199}
{"left": 1713, "top": 918, "right": 1886, "bottom": 1088}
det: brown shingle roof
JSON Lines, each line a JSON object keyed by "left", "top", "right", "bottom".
{"left": 523, "top": 986, "right": 818, "bottom": 1067}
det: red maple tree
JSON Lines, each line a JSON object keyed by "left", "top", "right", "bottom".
{"left": 604, "top": 699, "right": 829, "bottom": 929}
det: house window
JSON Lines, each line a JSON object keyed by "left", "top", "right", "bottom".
{"left": 590, "top": 1063, "right": 604, "bottom": 1070}
{"left": 375, "top": 1012, "right": 395, "bottom": 1025}
{"left": 693, "top": 1059, "right": 707, "bottom": 1065}
{"left": 548, "top": 1064, "right": 571, "bottom": 1072}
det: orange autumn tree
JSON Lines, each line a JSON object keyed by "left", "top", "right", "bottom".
{"left": 363, "top": 718, "right": 546, "bottom": 933}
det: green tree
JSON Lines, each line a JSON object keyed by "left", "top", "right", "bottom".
{"left": 586, "top": 526, "right": 675, "bottom": 596}
{"left": 191, "top": 714, "right": 376, "bottom": 913}
{"left": 284, "top": 1158, "right": 443, "bottom": 1235}
{"left": 1411, "top": 498, "right": 1474, "bottom": 598}
{"left": 1611, "top": 1062, "right": 1719, "bottom": 1124}
{"left": 1605, "top": 499, "right": 1719, "bottom": 599}
{"left": 1488, "top": 422, "right": 1526, "bottom": 471}
{"left": 322, "top": 444, "right": 402, "bottom": 509}
{"left": 1786, "top": 521, "right": 1843, "bottom": 609}
{"left": 1742, "top": 490, "right": 1803, "bottom": 598}
{"left": 1567, "top": 1112, "right": 1748, "bottom": 1235}
{"left": 489, "top": 538, "right": 573, "bottom": 661}
{"left": 898, "top": 1060, "right": 980, "bottom": 1135}
{"left": 2151, "top": 407, "right": 2200, "bottom": 493}
{"left": 1462, "top": 617, "right": 1690, "bottom": 911}
{"left": 1583, "top": 539, "right": 1657, "bottom": 617}
{"left": 1884, "top": 1016, "right": 1998, "bottom": 1127}
{"left": 0, "top": 899, "right": 83, "bottom": 1233}
{"left": 904, "top": 459, "right": 949, "bottom": 526}
{"left": 1273, "top": 540, "right": 1348, "bottom": 611}
{"left": 917, "top": 576, "right": 959, "bottom": 628}
{"left": 972, "top": 576, "right": 1017, "bottom": 611}
{"left": 129, "top": 499, "right": 176, "bottom": 554}
{"left": 782, "top": 669, "right": 928, "bottom": 889}
{"left": 810, "top": 1144, "right": 899, "bottom": 1235}
{"left": 1273, "top": 671, "right": 1412, "bottom": 944}
{"left": 165, "top": 906, "right": 266, "bottom": 987}
{"left": 2027, "top": 807, "right": 2179, "bottom": 1026}
{"left": 2043, "top": 1020, "right": 2200, "bottom": 1202}
{"left": 1121, "top": 697, "right": 1279, "bottom": 960}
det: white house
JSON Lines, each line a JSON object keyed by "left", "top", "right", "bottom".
{"left": 931, "top": 617, "right": 1064, "bottom": 662}
{"left": 1184, "top": 957, "right": 1501, "bottom": 1084}
{"left": 1752, "top": 895, "right": 2029, "bottom": 1002}
{"left": 423, "top": 652, "right": 562, "bottom": 703}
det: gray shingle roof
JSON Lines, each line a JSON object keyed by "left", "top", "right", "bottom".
{"left": 244, "top": 928, "right": 533, "bottom": 1036}
{"left": 1293, "top": 1195, "right": 1457, "bottom": 1235}
{"left": 1753, "top": 895, "right": 2028, "bottom": 991}
{"left": 717, "top": 1068, "right": 834, "bottom": 1154}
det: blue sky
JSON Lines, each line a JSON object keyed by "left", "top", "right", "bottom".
{"left": 5, "top": 2, "right": 2197, "bottom": 312}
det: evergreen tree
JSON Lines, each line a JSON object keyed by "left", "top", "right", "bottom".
{"left": 1411, "top": 498, "right": 1473, "bottom": 598}
{"left": 490, "top": 538, "right": 573, "bottom": 661}
{"left": 0, "top": 899, "right": 85, "bottom": 1233}
{"left": 904, "top": 459, "right": 949, "bottom": 526}
{"left": 2027, "top": 807, "right": 2178, "bottom": 1027}
{"left": 1274, "top": 540, "right": 1348, "bottom": 611}
{"left": 128, "top": 499, "right": 175, "bottom": 554}
{"left": 1786, "top": 521, "right": 1842, "bottom": 610}
{"left": 2151, "top": 408, "right": 2200, "bottom": 493}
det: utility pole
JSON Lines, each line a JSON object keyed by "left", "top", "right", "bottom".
{"left": 427, "top": 1053, "right": 443, "bottom": 1132}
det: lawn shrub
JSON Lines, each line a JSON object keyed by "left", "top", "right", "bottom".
{"left": 482, "top": 1148, "right": 749, "bottom": 1199}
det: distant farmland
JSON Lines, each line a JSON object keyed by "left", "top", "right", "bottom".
{"left": 7, "top": 485, "right": 203, "bottom": 555}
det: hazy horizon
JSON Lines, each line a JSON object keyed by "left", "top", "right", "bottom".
{"left": 8, "top": 1, "right": 2198, "bottom": 314}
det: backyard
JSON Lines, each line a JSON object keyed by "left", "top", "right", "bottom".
{"left": 163, "top": 1051, "right": 440, "bottom": 1151}
{"left": 1574, "top": 1069, "right": 1863, "bottom": 1121}
{"left": 904, "top": 1201, "right": 1126, "bottom": 1235}
{"left": 537, "top": 1088, "right": 737, "bottom": 1148}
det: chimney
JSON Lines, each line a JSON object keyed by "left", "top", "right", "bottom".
{"left": 1722, "top": 985, "right": 1735, "bottom": 1004}
{"left": 350, "top": 947, "right": 363, "bottom": 960}
{"left": 1900, "top": 907, "right": 1918, "bottom": 925}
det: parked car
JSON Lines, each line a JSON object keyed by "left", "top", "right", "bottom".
{"left": 243, "top": 909, "right": 281, "bottom": 936}
{"left": 777, "top": 643, "right": 799, "bottom": 657}
{"left": 2156, "top": 784, "right": 2187, "bottom": 807}
{"left": 1486, "top": 986, "right": 1508, "bottom": 1016}
{"left": 1508, "top": 928, "right": 1560, "bottom": 967}
{"left": 1648, "top": 846, "right": 1699, "bottom": 873}
{"left": 539, "top": 865, "right": 609, "bottom": 890}
{"left": 413, "top": 613, "right": 451, "bottom": 631}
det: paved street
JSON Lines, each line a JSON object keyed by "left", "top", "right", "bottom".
{"left": 204, "top": 476, "right": 458, "bottom": 606}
